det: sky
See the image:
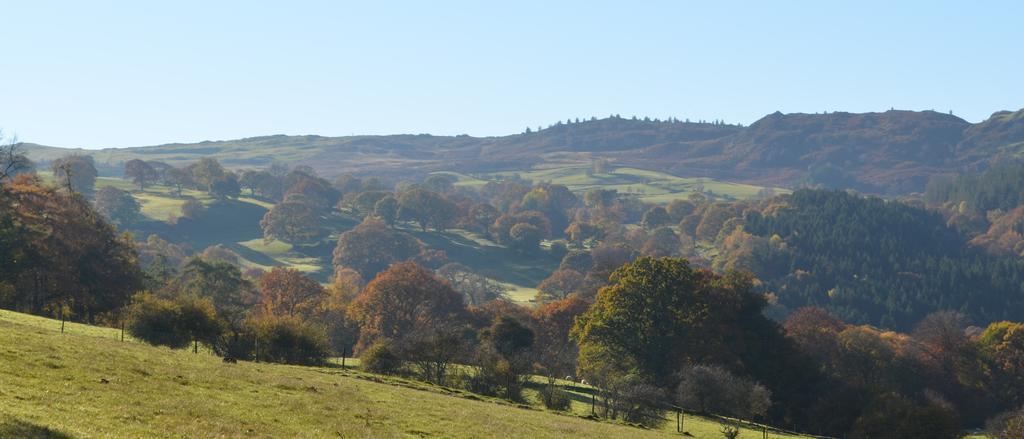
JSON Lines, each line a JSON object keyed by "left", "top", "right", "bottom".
{"left": 1, "top": 1, "right": 1022, "bottom": 149}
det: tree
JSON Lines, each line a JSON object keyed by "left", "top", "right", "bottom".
{"left": 257, "top": 267, "right": 327, "bottom": 318}
{"left": 492, "top": 211, "right": 551, "bottom": 244}
{"left": 373, "top": 195, "right": 399, "bottom": 225}
{"left": 572, "top": 257, "right": 771, "bottom": 387}
{"left": 477, "top": 315, "right": 536, "bottom": 400}
{"left": 210, "top": 171, "right": 241, "bottom": 199}
{"left": 509, "top": 222, "right": 544, "bottom": 252}
{"left": 260, "top": 201, "right": 325, "bottom": 245}
{"left": 332, "top": 218, "right": 423, "bottom": 279}
{"left": 399, "top": 324, "right": 469, "bottom": 385}
{"left": 350, "top": 190, "right": 390, "bottom": 216}
{"left": 164, "top": 167, "right": 194, "bottom": 196}
{"left": 398, "top": 188, "right": 457, "bottom": 231}
{"left": 675, "top": 364, "right": 772, "bottom": 418}
{"left": 284, "top": 176, "right": 339, "bottom": 211}
{"left": 423, "top": 174, "right": 456, "bottom": 193}
{"left": 173, "top": 258, "right": 254, "bottom": 327}
{"left": 666, "top": 199, "right": 696, "bottom": 222}
{"left": 640, "top": 206, "right": 672, "bottom": 229}
{"left": 464, "top": 202, "right": 500, "bottom": 235}
{"left": 0, "top": 133, "right": 32, "bottom": 183}
{"left": 437, "top": 263, "right": 506, "bottom": 306}
{"left": 94, "top": 186, "right": 141, "bottom": 227}
{"left": 347, "top": 261, "right": 466, "bottom": 352}
{"left": 52, "top": 155, "right": 98, "bottom": 198}
{"left": 191, "top": 157, "right": 225, "bottom": 192}
{"left": 532, "top": 295, "right": 590, "bottom": 381}
{"left": 333, "top": 173, "right": 362, "bottom": 194}
{"left": 0, "top": 175, "right": 144, "bottom": 319}
{"left": 536, "top": 269, "right": 585, "bottom": 302}
{"left": 123, "top": 159, "right": 159, "bottom": 190}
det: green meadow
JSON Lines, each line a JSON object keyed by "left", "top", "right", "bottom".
{"left": 442, "top": 166, "right": 785, "bottom": 203}
{"left": 0, "top": 309, "right": 813, "bottom": 439}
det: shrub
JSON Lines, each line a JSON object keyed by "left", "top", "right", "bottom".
{"left": 249, "top": 315, "right": 330, "bottom": 365}
{"left": 126, "top": 293, "right": 188, "bottom": 348}
{"left": 987, "top": 407, "right": 1024, "bottom": 439}
{"left": 180, "top": 199, "right": 206, "bottom": 219}
{"left": 360, "top": 339, "right": 402, "bottom": 375}
{"left": 720, "top": 425, "right": 740, "bottom": 439}
{"left": 126, "top": 293, "right": 221, "bottom": 350}
{"left": 539, "top": 384, "right": 572, "bottom": 411}
{"left": 675, "top": 364, "right": 772, "bottom": 419}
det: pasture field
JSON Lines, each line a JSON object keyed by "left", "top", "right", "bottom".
{"left": 443, "top": 166, "right": 785, "bottom": 203}
{"left": 0, "top": 309, "right": 813, "bottom": 438}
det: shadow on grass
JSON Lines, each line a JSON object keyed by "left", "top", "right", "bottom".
{"left": 0, "top": 418, "right": 74, "bottom": 439}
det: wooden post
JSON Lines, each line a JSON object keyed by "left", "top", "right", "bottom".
{"left": 254, "top": 334, "right": 259, "bottom": 362}
{"left": 590, "top": 393, "right": 596, "bottom": 416}
{"left": 341, "top": 347, "right": 346, "bottom": 368}
{"left": 120, "top": 320, "right": 125, "bottom": 342}
{"left": 676, "top": 410, "right": 681, "bottom": 432}
{"left": 60, "top": 308, "right": 65, "bottom": 333}
{"left": 193, "top": 338, "right": 198, "bottom": 354}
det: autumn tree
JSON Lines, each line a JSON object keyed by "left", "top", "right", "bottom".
{"left": 94, "top": 186, "right": 141, "bottom": 227}
{"left": 532, "top": 295, "right": 590, "bottom": 381}
{"left": 260, "top": 201, "right": 325, "bottom": 245}
{"left": 640, "top": 206, "right": 672, "bottom": 229}
{"left": 536, "top": 269, "right": 585, "bottom": 302}
{"left": 373, "top": 195, "right": 399, "bottom": 225}
{"left": 398, "top": 187, "right": 457, "bottom": 231}
{"left": 283, "top": 176, "right": 339, "bottom": 211}
{"left": 257, "top": 267, "right": 327, "bottom": 318}
{"left": 332, "top": 218, "right": 424, "bottom": 279}
{"left": 0, "top": 175, "right": 144, "bottom": 318}
{"left": 491, "top": 210, "right": 551, "bottom": 244}
{"left": 123, "top": 159, "right": 159, "bottom": 190}
{"left": 347, "top": 261, "right": 466, "bottom": 351}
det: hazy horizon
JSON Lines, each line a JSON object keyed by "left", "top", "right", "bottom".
{"left": 3, "top": 1, "right": 1022, "bottom": 149}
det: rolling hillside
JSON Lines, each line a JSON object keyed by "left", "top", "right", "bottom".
{"left": 0, "top": 309, "right": 812, "bottom": 439}
{"left": 20, "top": 108, "right": 1024, "bottom": 194}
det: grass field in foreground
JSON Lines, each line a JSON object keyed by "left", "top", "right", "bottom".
{"left": 0, "top": 309, "right": 815, "bottom": 439}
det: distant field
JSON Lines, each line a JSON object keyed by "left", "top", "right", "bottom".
{"left": 441, "top": 166, "right": 785, "bottom": 203}
{"left": 0, "top": 309, "right": 812, "bottom": 438}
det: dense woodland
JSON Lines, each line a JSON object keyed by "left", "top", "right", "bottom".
{"left": 6, "top": 136, "right": 1024, "bottom": 438}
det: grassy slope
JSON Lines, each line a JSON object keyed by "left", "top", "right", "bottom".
{"left": 0, "top": 310, "right": 808, "bottom": 439}
{"left": 445, "top": 166, "right": 785, "bottom": 203}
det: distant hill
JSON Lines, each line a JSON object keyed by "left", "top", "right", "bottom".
{"left": 21, "top": 108, "right": 1024, "bottom": 194}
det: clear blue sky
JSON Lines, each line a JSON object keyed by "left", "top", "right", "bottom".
{"left": 1, "top": 1, "right": 1022, "bottom": 149}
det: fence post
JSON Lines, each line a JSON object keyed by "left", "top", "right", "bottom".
{"left": 60, "top": 308, "right": 65, "bottom": 333}
{"left": 120, "top": 320, "right": 125, "bottom": 342}
{"left": 341, "top": 346, "right": 346, "bottom": 368}
{"left": 254, "top": 334, "right": 259, "bottom": 363}
{"left": 590, "top": 393, "right": 595, "bottom": 416}
{"left": 676, "top": 410, "right": 682, "bottom": 433}
{"left": 193, "top": 338, "right": 198, "bottom": 354}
